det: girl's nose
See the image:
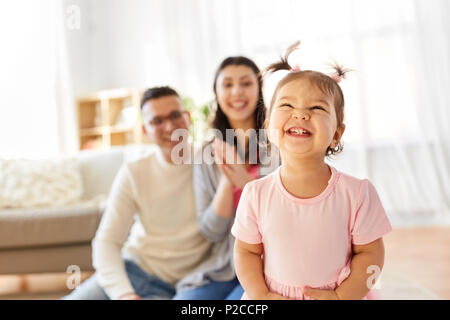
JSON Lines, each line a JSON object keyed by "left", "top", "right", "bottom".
{"left": 292, "top": 110, "right": 310, "bottom": 121}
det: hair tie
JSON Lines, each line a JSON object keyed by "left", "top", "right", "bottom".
{"left": 330, "top": 73, "right": 342, "bottom": 83}
{"left": 291, "top": 64, "right": 301, "bottom": 73}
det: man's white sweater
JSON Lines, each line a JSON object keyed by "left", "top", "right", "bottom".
{"left": 92, "top": 148, "right": 212, "bottom": 299}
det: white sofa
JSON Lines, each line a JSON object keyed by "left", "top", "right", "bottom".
{"left": 0, "top": 145, "right": 155, "bottom": 275}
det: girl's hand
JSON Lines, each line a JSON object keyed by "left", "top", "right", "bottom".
{"left": 261, "top": 292, "right": 292, "bottom": 300}
{"left": 303, "top": 287, "right": 340, "bottom": 300}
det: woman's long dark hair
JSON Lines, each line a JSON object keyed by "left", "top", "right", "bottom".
{"left": 211, "top": 56, "right": 266, "bottom": 160}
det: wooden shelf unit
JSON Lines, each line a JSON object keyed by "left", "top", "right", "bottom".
{"left": 76, "top": 88, "right": 144, "bottom": 150}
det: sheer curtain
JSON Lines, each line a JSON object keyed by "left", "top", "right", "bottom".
{"left": 0, "top": 0, "right": 77, "bottom": 159}
{"left": 148, "top": 0, "right": 449, "bottom": 226}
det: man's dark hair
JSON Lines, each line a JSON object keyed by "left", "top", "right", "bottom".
{"left": 140, "top": 86, "right": 180, "bottom": 109}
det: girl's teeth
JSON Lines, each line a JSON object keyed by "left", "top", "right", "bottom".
{"left": 289, "top": 128, "right": 309, "bottom": 135}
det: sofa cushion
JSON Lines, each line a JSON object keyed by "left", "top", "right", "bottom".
{"left": 0, "top": 200, "right": 105, "bottom": 249}
{"left": 0, "top": 158, "right": 83, "bottom": 209}
{"left": 0, "top": 243, "right": 94, "bottom": 274}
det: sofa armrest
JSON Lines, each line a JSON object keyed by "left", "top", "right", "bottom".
{"left": 77, "top": 147, "right": 125, "bottom": 200}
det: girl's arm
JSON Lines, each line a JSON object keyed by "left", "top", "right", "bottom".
{"left": 304, "top": 238, "right": 385, "bottom": 300}
{"left": 336, "top": 238, "right": 385, "bottom": 299}
{"left": 234, "top": 239, "right": 289, "bottom": 300}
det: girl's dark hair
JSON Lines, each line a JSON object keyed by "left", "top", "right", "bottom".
{"left": 264, "top": 41, "right": 351, "bottom": 156}
{"left": 211, "top": 56, "right": 266, "bottom": 153}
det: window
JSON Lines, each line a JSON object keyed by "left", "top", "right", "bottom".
{"left": 0, "top": 1, "right": 59, "bottom": 159}
{"left": 237, "top": 0, "right": 420, "bottom": 143}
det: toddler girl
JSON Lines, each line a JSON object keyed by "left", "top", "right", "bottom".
{"left": 231, "top": 42, "right": 392, "bottom": 300}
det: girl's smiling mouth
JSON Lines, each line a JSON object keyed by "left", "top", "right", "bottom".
{"left": 286, "top": 126, "right": 312, "bottom": 137}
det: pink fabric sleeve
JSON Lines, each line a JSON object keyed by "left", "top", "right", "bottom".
{"left": 231, "top": 183, "right": 262, "bottom": 244}
{"left": 351, "top": 180, "right": 392, "bottom": 245}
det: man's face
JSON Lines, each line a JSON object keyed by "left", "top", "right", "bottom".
{"left": 141, "top": 95, "right": 191, "bottom": 154}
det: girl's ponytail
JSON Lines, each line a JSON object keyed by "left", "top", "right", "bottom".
{"left": 263, "top": 41, "right": 301, "bottom": 77}
{"left": 329, "top": 62, "right": 351, "bottom": 84}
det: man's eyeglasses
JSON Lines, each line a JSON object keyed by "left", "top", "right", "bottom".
{"left": 148, "top": 110, "right": 187, "bottom": 127}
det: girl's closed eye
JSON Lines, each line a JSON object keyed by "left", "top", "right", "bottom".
{"left": 311, "top": 105, "right": 328, "bottom": 112}
{"left": 278, "top": 103, "right": 294, "bottom": 109}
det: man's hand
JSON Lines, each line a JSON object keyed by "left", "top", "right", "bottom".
{"left": 303, "top": 287, "right": 340, "bottom": 300}
{"left": 119, "top": 293, "right": 142, "bottom": 300}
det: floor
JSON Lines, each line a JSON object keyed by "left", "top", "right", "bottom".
{"left": 0, "top": 272, "right": 93, "bottom": 300}
{"left": 382, "top": 226, "right": 450, "bottom": 299}
{"left": 0, "top": 226, "right": 449, "bottom": 300}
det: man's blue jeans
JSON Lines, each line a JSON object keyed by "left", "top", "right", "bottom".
{"left": 62, "top": 260, "right": 243, "bottom": 300}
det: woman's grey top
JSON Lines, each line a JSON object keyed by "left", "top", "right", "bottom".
{"left": 176, "top": 144, "right": 279, "bottom": 291}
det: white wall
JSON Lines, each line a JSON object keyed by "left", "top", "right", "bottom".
{"left": 64, "top": 0, "right": 92, "bottom": 96}
{"left": 65, "top": 0, "right": 256, "bottom": 103}
{"left": 66, "top": 0, "right": 184, "bottom": 97}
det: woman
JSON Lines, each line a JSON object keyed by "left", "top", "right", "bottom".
{"left": 175, "top": 56, "right": 276, "bottom": 299}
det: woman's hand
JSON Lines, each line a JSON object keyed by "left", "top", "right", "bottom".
{"left": 213, "top": 139, "right": 254, "bottom": 189}
{"left": 219, "top": 163, "right": 254, "bottom": 190}
{"left": 303, "top": 287, "right": 340, "bottom": 300}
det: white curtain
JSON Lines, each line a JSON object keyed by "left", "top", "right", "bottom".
{"left": 55, "top": 1, "right": 78, "bottom": 155}
{"left": 139, "top": 0, "right": 449, "bottom": 226}
{"left": 0, "top": 0, "right": 77, "bottom": 159}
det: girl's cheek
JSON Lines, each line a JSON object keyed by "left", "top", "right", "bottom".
{"left": 266, "top": 126, "right": 281, "bottom": 146}
{"left": 267, "top": 116, "right": 285, "bottom": 137}
{"left": 273, "top": 111, "right": 288, "bottom": 127}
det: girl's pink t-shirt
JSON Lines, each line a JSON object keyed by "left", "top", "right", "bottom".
{"left": 232, "top": 164, "right": 260, "bottom": 210}
{"left": 231, "top": 166, "right": 392, "bottom": 300}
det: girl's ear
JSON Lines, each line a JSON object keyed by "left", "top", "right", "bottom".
{"left": 337, "top": 124, "right": 346, "bottom": 139}
{"left": 331, "top": 124, "right": 346, "bottom": 148}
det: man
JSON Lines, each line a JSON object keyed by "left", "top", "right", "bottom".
{"left": 64, "top": 86, "right": 213, "bottom": 299}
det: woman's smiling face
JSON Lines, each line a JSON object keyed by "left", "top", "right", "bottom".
{"left": 267, "top": 77, "right": 343, "bottom": 158}
{"left": 215, "top": 65, "right": 259, "bottom": 127}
